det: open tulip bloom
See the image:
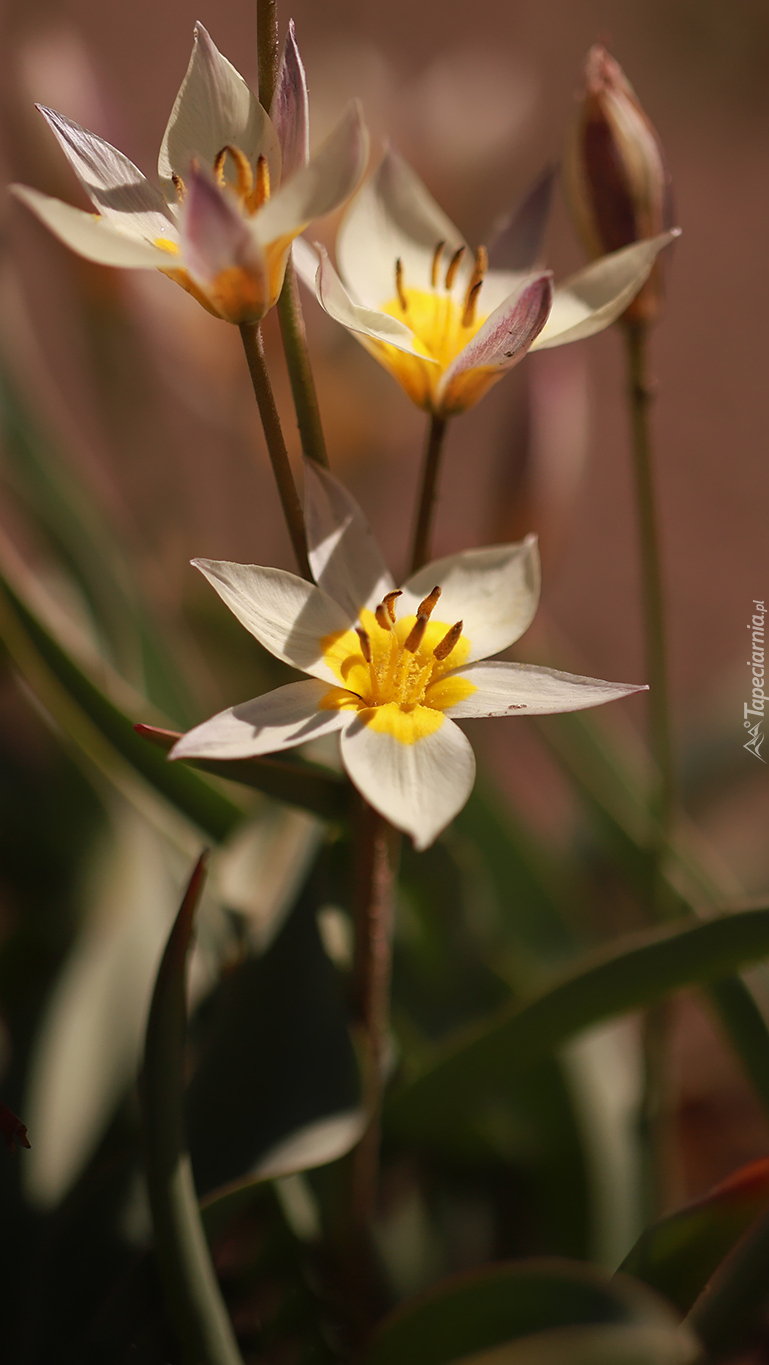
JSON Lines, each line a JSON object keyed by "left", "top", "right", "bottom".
{"left": 12, "top": 22, "right": 367, "bottom": 325}
{"left": 293, "top": 149, "right": 679, "bottom": 415}
{"left": 171, "top": 463, "right": 646, "bottom": 848}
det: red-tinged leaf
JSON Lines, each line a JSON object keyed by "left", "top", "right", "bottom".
{"left": 620, "top": 1158, "right": 769, "bottom": 1313}
{"left": 0, "top": 1101, "right": 30, "bottom": 1152}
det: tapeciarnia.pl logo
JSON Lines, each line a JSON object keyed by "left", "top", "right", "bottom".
{"left": 744, "top": 599, "right": 766, "bottom": 762}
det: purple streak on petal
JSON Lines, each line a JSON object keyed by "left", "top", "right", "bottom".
{"left": 180, "top": 164, "right": 265, "bottom": 286}
{"left": 439, "top": 272, "right": 553, "bottom": 398}
{"left": 487, "top": 165, "right": 557, "bottom": 271}
{"left": 270, "top": 19, "right": 310, "bottom": 181}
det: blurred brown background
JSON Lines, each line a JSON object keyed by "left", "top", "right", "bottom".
{"left": 0, "top": 0, "right": 768, "bottom": 1196}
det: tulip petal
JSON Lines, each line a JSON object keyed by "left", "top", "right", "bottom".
{"left": 170, "top": 679, "right": 346, "bottom": 761}
{"left": 487, "top": 164, "right": 556, "bottom": 271}
{"left": 181, "top": 165, "right": 265, "bottom": 285}
{"left": 340, "top": 712, "right": 475, "bottom": 850}
{"left": 11, "top": 185, "right": 173, "bottom": 268}
{"left": 336, "top": 146, "right": 467, "bottom": 308}
{"left": 400, "top": 537, "right": 540, "bottom": 662}
{"left": 294, "top": 242, "right": 427, "bottom": 357}
{"left": 436, "top": 272, "right": 553, "bottom": 411}
{"left": 531, "top": 230, "right": 680, "bottom": 350}
{"left": 36, "top": 106, "right": 176, "bottom": 241}
{"left": 270, "top": 19, "right": 309, "bottom": 181}
{"left": 442, "top": 660, "right": 647, "bottom": 717}
{"left": 304, "top": 461, "right": 394, "bottom": 618}
{"left": 193, "top": 559, "right": 353, "bottom": 684}
{"left": 159, "top": 22, "right": 279, "bottom": 196}
{"left": 255, "top": 102, "right": 368, "bottom": 246}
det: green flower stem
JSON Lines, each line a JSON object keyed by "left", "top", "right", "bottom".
{"left": 277, "top": 258, "right": 329, "bottom": 468}
{"left": 256, "top": 0, "right": 279, "bottom": 111}
{"left": 624, "top": 320, "right": 674, "bottom": 854}
{"left": 409, "top": 414, "right": 449, "bottom": 574}
{"left": 350, "top": 798, "right": 401, "bottom": 1231}
{"left": 239, "top": 322, "right": 311, "bottom": 579}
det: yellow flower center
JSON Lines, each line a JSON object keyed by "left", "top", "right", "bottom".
{"left": 373, "top": 242, "right": 492, "bottom": 413}
{"left": 320, "top": 587, "right": 477, "bottom": 744}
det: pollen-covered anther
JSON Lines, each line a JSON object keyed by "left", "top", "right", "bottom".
{"left": 356, "top": 625, "right": 372, "bottom": 662}
{"left": 431, "top": 240, "right": 446, "bottom": 289}
{"left": 171, "top": 172, "right": 186, "bottom": 202}
{"left": 416, "top": 586, "right": 442, "bottom": 619}
{"left": 444, "top": 245, "right": 466, "bottom": 291}
{"left": 462, "top": 246, "right": 488, "bottom": 328}
{"left": 382, "top": 590, "right": 402, "bottom": 623}
{"left": 247, "top": 155, "right": 271, "bottom": 213}
{"left": 434, "top": 620, "right": 463, "bottom": 662}
{"left": 375, "top": 603, "right": 392, "bottom": 631}
{"left": 404, "top": 615, "right": 429, "bottom": 653}
{"left": 213, "top": 144, "right": 255, "bottom": 202}
{"left": 395, "top": 258, "right": 408, "bottom": 311}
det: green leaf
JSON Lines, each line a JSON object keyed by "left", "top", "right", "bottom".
{"left": 621, "top": 1157, "right": 769, "bottom": 1314}
{"left": 142, "top": 853, "right": 244, "bottom": 1365}
{"left": 387, "top": 909, "right": 769, "bottom": 1144}
{"left": 137, "top": 723, "right": 351, "bottom": 822}
{"left": 365, "top": 1259, "right": 689, "bottom": 1365}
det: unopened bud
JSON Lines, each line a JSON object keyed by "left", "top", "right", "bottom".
{"left": 566, "top": 45, "right": 673, "bottom": 325}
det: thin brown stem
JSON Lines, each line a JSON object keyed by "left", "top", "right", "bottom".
{"left": 277, "top": 259, "right": 329, "bottom": 468}
{"left": 256, "top": 0, "right": 279, "bottom": 111}
{"left": 409, "top": 415, "right": 448, "bottom": 574}
{"left": 239, "top": 323, "right": 311, "bottom": 579}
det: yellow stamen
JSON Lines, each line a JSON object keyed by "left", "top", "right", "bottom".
{"left": 171, "top": 172, "right": 186, "bottom": 202}
{"left": 375, "top": 603, "right": 392, "bottom": 631}
{"left": 356, "top": 625, "right": 372, "bottom": 662}
{"left": 431, "top": 240, "right": 445, "bottom": 289}
{"left": 404, "top": 616, "right": 428, "bottom": 653}
{"left": 246, "top": 155, "right": 271, "bottom": 213}
{"left": 416, "top": 585, "right": 442, "bottom": 619}
{"left": 461, "top": 246, "right": 488, "bottom": 328}
{"left": 382, "top": 590, "right": 402, "bottom": 623}
{"left": 395, "top": 258, "right": 408, "bottom": 311}
{"left": 434, "top": 620, "right": 463, "bottom": 662}
{"left": 444, "top": 245, "right": 466, "bottom": 291}
{"left": 214, "top": 143, "right": 254, "bottom": 199}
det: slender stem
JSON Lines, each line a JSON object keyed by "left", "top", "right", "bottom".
{"left": 277, "top": 259, "right": 329, "bottom": 468}
{"left": 239, "top": 322, "right": 311, "bottom": 579}
{"left": 409, "top": 415, "right": 448, "bottom": 574}
{"left": 256, "top": 0, "right": 279, "bottom": 111}
{"left": 350, "top": 798, "right": 400, "bottom": 1231}
{"left": 624, "top": 321, "right": 674, "bottom": 849}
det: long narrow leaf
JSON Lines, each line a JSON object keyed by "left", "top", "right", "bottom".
{"left": 142, "top": 853, "right": 243, "bottom": 1365}
{"left": 387, "top": 908, "right": 769, "bottom": 1143}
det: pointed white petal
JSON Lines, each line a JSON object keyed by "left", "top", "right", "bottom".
{"left": 340, "top": 713, "right": 475, "bottom": 850}
{"left": 159, "top": 22, "right": 279, "bottom": 195}
{"left": 336, "top": 146, "right": 466, "bottom": 307}
{"left": 487, "top": 165, "right": 556, "bottom": 271}
{"left": 443, "top": 661, "right": 647, "bottom": 718}
{"left": 254, "top": 102, "right": 368, "bottom": 245}
{"left": 303, "top": 244, "right": 427, "bottom": 356}
{"left": 37, "top": 106, "right": 175, "bottom": 241}
{"left": 251, "top": 1109, "right": 367, "bottom": 1182}
{"left": 193, "top": 559, "right": 353, "bottom": 683}
{"left": 401, "top": 537, "right": 541, "bottom": 662}
{"left": 170, "top": 679, "right": 346, "bottom": 760}
{"left": 181, "top": 165, "right": 265, "bottom": 285}
{"left": 531, "top": 231, "right": 680, "bottom": 350}
{"left": 11, "top": 186, "right": 173, "bottom": 267}
{"left": 436, "top": 272, "right": 553, "bottom": 411}
{"left": 270, "top": 19, "right": 309, "bottom": 181}
{"left": 304, "top": 461, "right": 394, "bottom": 617}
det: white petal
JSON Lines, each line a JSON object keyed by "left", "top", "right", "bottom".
{"left": 436, "top": 272, "right": 553, "bottom": 409}
{"left": 304, "top": 461, "right": 394, "bottom": 617}
{"left": 36, "top": 106, "right": 175, "bottom": 241}
{"left": 270, "top": 20, "right": 309, "bottom": 181}
{"left": 531, "top": 231, "right": 680, "bottom": 350}
{"left": 11, "top": 186, "right": 173, "bottom": 268}
{"left": 443, "top": 660, "right": 647, "bottom": 717}
{"left": 400, "top": 537, "right": 541, "bottom": 662}
{"left": 254, "top": 101, "right": 368, "bottom": 245}
{"left": 180, "top": 165, "right": 265, "bottom": 285}
{"left": 487, "top": 165, "right": 556, "bottom": 271}
{"left": 158, "top": 22, "right": 280, "bottom": 196}
{"left": 336, "top": 146, "right": 466, "bottom": 307}
{"left": 193, "top": 559, "right": 353, "bottom": 684}
{"left": 303, "top": 244, "right": 428, "bottom": 357}
{"left": 340, "top": 713, "right": 475, "bottom": 850}
{"left": 170, "top": 679, "right": 345, "bottom": 760}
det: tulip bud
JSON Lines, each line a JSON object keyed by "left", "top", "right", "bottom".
{"left": 566, "top": 45, "right": 673, "bottom": 326}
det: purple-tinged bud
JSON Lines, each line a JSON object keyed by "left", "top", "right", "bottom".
{"left": 566, "top": 46, "right": 674, "bottom": 326}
